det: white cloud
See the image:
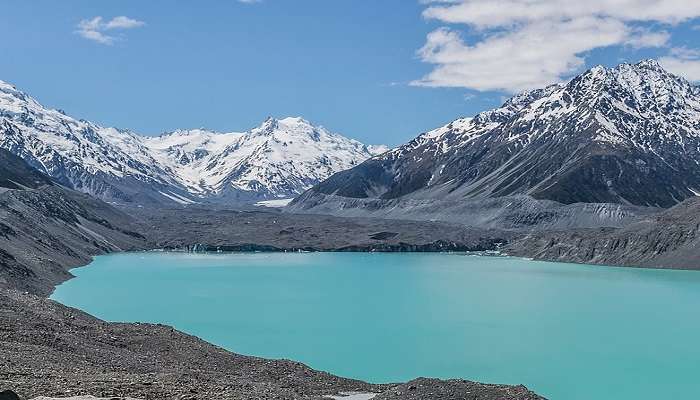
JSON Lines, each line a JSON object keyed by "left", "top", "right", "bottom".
{"left": 413, "top": 19, "right": 631, "bottom": 92}
{"left": 104, "top": 16, "right": 146, "bottom": 30}
{"left": 414, "top": 0, "right": 700, "bottom": 92}
{"left": 626, "top": 28, "right": 670, "bottom": 48}
{"left": 421, "top": 0, "right": 700, "bottom": 28}
{"left": 660, "top": 47, "right": 700, "bottom": 81}
{"left": 76, "top": 16, "right": 145, "bottom": 45}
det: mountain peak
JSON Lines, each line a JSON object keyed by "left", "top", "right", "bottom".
{"left": 256, "top": 116, "right": 313, "bottom": 131}
{"left": 577, "top": 59, "right": 678, "bottom": 84}
{"left": 633, "top": 58, "right": 664, "bottom": 70}
{"left": 0, "top": 79, "right": 383, "bottom": 205}
{"left": 278, "top": 116, "right": 312, "bottom": 125}
{"left": 256, "top": 116, "right": 280, "bottom": 134}
{"left": 0, "top": 80, "right": 16, "bottom": 91}
{"left": 613, "top": 59, "right": 677, "bottom": 80}
{"left": 250, "top": 116, "right": 324, "bottom": 140}
{"left": 297, "top": 59, "right": 700, "bottom": 209}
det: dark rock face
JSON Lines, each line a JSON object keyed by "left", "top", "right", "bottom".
{"left": 0, "top": 390, "right": 20, "bottom": 400}
{"left": 370, "top": 231, "right": 399, "bottom": 240}
{"left": 292, "top": 60, "right": 700, "bottom": 213}
{"left": 0, "top": 148, "right": 52, "bottom": 190}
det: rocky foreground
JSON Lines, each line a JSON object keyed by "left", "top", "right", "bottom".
{"left": 0, "top": 288, "right": 544, "bottom": 400}
{"left": 0, "top": 288, "right": 376, "bottom": 399}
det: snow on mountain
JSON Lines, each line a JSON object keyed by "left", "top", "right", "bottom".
{"left": 144, "top": 117, "right": 380, "bottom": 201}
{"left": 0, "top": 80, "right": 382, "bottom": 205}
{"left": 0, "top": 80, "right": 181, "bottom": 205}
{"left": 0, "top": 80, "right": 162, "bottom": 180}
{"left": 292, "top": 60, "right": 700, "bottom": 210}
{"left": 143, "top": 128, "right": 242, "bottom": 195}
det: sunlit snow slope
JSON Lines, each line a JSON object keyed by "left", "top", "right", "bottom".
{"left": 0, "top": 80, "right": 384, "bottom": 205}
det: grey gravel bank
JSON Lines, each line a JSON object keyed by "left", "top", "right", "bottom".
{"left": 0, "top": 286, "right": 544, "bottom": 400}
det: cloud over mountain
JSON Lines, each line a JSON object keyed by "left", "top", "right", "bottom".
{"left": 414, "top": 0, "right": 700, "bottom": 92}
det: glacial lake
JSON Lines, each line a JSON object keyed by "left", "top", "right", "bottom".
{"left": 51, "top": 252, "right": 700, "bottom": 400}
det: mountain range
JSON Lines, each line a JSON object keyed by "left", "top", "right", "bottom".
{"left": 2, "top": 59, "right": 700, "bottom": 399}
{"left": 290, "top": 60, "right": 700, "bottom": 222}
{"left": 3, "top": 59, "right": 699, "bottom": 232}
{"left": 0, "top": 80, "right": 385, "bottom": 206}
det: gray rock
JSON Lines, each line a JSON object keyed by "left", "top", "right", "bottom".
{"left": 505, "top": 197, "right": 700, "bottom": 269}
{"left": 373, "top": 378, "right": 544, "bottom": 400}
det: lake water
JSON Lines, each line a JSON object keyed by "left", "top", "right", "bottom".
{"left": 51, "top": 252, "right": 700, "bottom": 400}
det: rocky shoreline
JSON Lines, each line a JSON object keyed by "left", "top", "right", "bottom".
{"left": 0, "top": 287, "right": 545, "bottom": 400}
{"left": 0, "top": 288, "right": 382, "bottom": 400}
{"left": 0, "top": 167, "right": 544, "bottom": 399}
{"left": 0, "top": 251, "right": 545, "bottom": 400}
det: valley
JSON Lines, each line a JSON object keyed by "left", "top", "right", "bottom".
{"left": 2, "top": 60, "right": 700, "bottom": 400}
{"left": 0, "top": 150, "right": 542, "bottom": 399}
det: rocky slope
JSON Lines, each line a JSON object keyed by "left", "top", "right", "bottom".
{"left": 0, "top": 149, "right": 148, "bottom": 295}
{"left": 506, "top": 197, "right": 700, "bottom": 269}
{"left": 287, "top": 193, "right": 655, "bottom": 231}
{"left": 136, "top": 206, "right": 513, "bottom": 253}
{"left": 0, "top": 80, "right": 382, "bottom": 205}
{"left": 291, "top": 60, "right": 700, "bottom": 219}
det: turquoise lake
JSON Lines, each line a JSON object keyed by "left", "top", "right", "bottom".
{"left": 51, "top": 252, "right": 700, "bottom": 400}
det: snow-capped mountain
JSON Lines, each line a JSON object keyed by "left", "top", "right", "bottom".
{"left": 144, "top": 117, "right": 386, "bottom": 202}
{"left": 0, "top": 80, "right": 383, "bottom": 205}
{"left": 0, "top": 80, "right": 183, "bottom": 205}
{"left": 291, "top": 60, "right": 700, "bottom": 210}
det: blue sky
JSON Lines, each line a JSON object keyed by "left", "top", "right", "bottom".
{"left": 1, "top": 1, "right": 699, "bottom": 146}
